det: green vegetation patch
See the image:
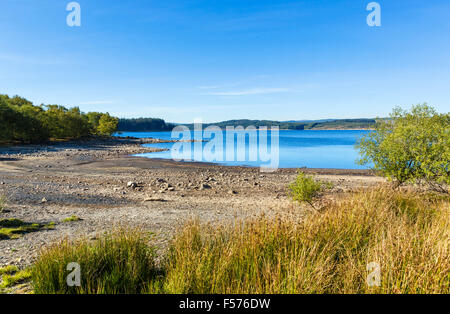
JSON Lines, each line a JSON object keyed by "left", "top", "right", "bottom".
{"left": 0, "top": 219, "right": 55, "bottom": 240}
{"left": 0, "top": 265, "right": 19, "bottom": 276}
{"left": 63, "top": 216, "right": 82, "bottom": 223}
{"left": 0, "top": 268, "right": 32, "bottom": 291}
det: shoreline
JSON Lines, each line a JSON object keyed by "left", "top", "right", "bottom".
{"left": 134, "top": 135, "right": 373, "bottom": 174}
{"left": 0, "top": 137, "right": 382, "bottom": 268}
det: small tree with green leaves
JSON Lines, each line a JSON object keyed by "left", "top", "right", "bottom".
{"left": 289, "top": 171, "right": 330, "bottom": 208}
{"left": 97, "top": 113, "right": 119, "bottom": 136}
{"left": 357, "top": 104, "right": 449, "bottom": 191}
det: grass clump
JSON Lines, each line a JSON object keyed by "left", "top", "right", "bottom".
{"left": 152, "top": 188, "right": 449, "bottom": 294}
{"left": 32, "top": 228, "right": 159, "bottom": 294}
{"left": 289, "top": 171, "right": 331, "bottom": 208}
{"left": 62, "top": 216, "right": 82, "bottom": 223}
{"left": 0, "top": 219, "right": 55, "bottom": 240}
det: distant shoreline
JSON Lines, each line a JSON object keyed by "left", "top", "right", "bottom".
{"left": 118, "top": 118, "right": 376, "bottom": 133}
{"left": 117, "top": 128, "right": 373, "bottom": 133}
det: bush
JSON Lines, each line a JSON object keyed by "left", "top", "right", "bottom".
{"left": 289, "top": 171, "right": 330, "bottom": 208}
{"left": 32, "top": 228, "right": 158, "bottom": 294}
{"left": 357, "top": 104, "right": 449, "bottom": 190}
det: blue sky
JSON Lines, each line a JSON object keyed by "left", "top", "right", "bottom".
{"left": 1, "top": 0, "right": 449, "bottom": 123}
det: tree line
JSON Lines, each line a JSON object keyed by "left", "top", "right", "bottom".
{"left": 117, "top": 118, "right": 175, "bottom": 132}
{"left": 117, "top": 118, "right": 376, "bottom": 132}
{"left": 0, "top": 94, "right": 118, "bottom": 144}
{"left": 182, "top": 119, "right": 376, "bottom": 130}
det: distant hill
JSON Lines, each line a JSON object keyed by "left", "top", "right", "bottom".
{"left": 282, "top": 119, "right": 335, "bottom": 123}
{"left": 118, "top": 117, "right": 376, "bottom": 132}
{"left": 183, "top": 119, "right": 375, "bottom": 130}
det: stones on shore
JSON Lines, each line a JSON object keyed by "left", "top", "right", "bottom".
{"left": 143, "top": 197, "right": 167, "bottom": 202}
{"left": 40, "top": 197, "right": 48, "bottom": 204}
{"left": 228, "top": 190, "right": 238, "bottom": 195}
{"left": 199, "top": 183, "right": 212, "bottom": 190}
{"left": 127, "top": 181, "right": 138, "bottom": 188}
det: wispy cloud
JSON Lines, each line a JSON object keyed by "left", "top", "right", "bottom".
{"left": 0, "top": 54, "right": 66, "bottom": 65}
{"left": 79, "top": 100, "right": 118, "bottom": 105}
{"left": 202, "top": 87, "right": 291, "bottom": 96}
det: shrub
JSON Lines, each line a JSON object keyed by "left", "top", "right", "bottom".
{"left": 357, "top": 104, "right": 449, "bottom": 190}
{"left": 289, "top": 171, "right": 330, "bottom": 208}
{"left": 32, "top": 228, "right": 158, "bottom": 294}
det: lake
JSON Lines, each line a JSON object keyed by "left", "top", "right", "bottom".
{"left": 117, "top": 130, "right": 370, "bottom": 169}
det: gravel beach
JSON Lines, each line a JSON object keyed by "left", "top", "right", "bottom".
{"left": 0, "top": 137, "right": 383, "bottom": 268}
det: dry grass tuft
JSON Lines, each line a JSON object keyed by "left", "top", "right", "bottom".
{"left": 153, "top": 188, "right": 449, "bottom": 294}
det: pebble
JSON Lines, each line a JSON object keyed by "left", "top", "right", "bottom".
{"left": 200, "top": 183, "right": 212, "bottom": 190}
{"left": 127, "top": 181, "right": 137, "bottom": 188}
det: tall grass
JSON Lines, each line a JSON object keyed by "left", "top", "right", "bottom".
{"left": 153, "top": 188, "right": 449, "bottom": 294}
{"left": 0, "top": 196, "right": 5, "bottom": 211}
{"left": 32, "top": 228, "right": 158, "bottom": 294}
{"left": 31, "top": 188, "right": 449, "bottom": 294}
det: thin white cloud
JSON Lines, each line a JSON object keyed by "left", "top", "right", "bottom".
{"left": 79, "top": 100, "right": 117, "bottom": 105}
{"left": 0, "top": 54, "right": 66, "bottom": 65}
{"left": 202, "top": 88, "right": 291, "bottom": 96}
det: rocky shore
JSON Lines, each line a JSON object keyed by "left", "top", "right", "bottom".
{"left": 0, "top": 137, "right": 383, "bottom": 268}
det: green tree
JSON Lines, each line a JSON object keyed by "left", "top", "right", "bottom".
{"left": 1, "top": 94, "right": 119, "bottom": 143}
{"left": 86, "top": 112, "right": 103, "bottom": 134}
{"left": 357, "top": 104, "right": 449, "bottom": 190}
{"left": 97, "top": 113, "right": 119, "bottom": 136}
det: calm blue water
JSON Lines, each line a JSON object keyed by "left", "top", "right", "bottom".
{"left": 116, "top": 130, "right": 369, "bottom": 169}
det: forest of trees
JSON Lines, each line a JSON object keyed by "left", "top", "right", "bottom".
{"left": 0, "top": 94, "right": 118, "bottom": 144}
{"left": 117, "top": 118, "right": 376, "bottom": 132}
{"left": 182, "top": 119, "right": 376, "bottom": 130}
{"left": 117, "top": 118, "right": 175, "bottom": 132}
